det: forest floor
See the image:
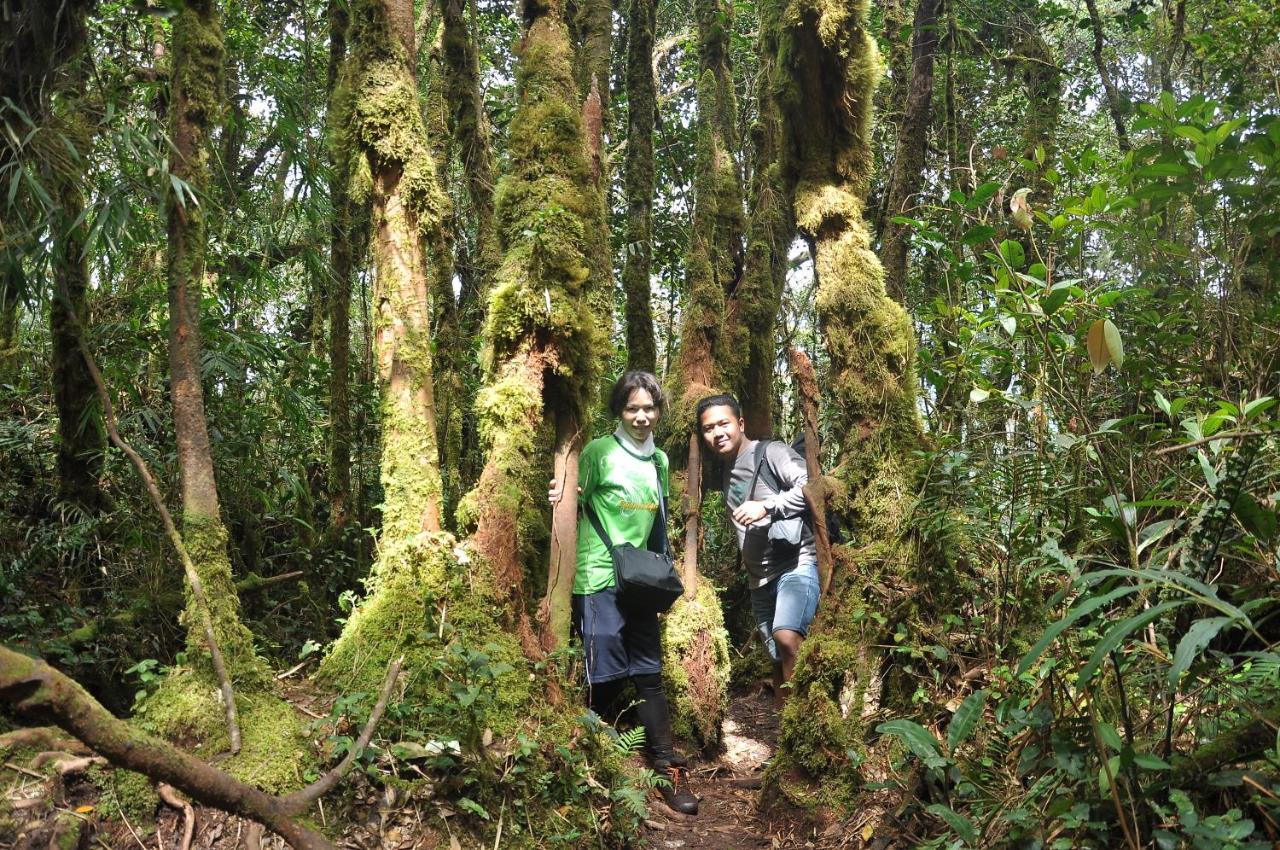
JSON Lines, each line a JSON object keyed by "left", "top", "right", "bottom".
{"left": 641, "top": 685, "right": 849, "bottom": 850}
{"left": 3, "top": 683, "right": 850, "bottom": 849}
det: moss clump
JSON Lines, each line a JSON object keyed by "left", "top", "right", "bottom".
{"left": 136, "top": 670, "right": 312, "bottom": 793}
{"left": 661, "top": 580, "right": 731, "bottom": 753}
{"left": 90, "top": 765, "right": 160, "bottom": 825}
{"left": 179, "top": 511, "right": 269, "bottom": 684}
{"left": 318, "top": 534, "right": 533, "bottom": 737}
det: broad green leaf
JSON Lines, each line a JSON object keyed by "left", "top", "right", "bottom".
{"left": 876, "top": 719, "right": 947, "bottom": 769}
{"left": 962, "top": 225, "right": 997, "bottom": 245}
{"left": 1153, "top": 390, "right": 1172, "bottom": 417}
{"left": 998, "top": 239, "right": 1025, "bottom": 269}
{"left": 1041, "top": 286, "right": 1071, "bottom": 315}
{"left": 1134, "top": 753, "right": 1172, "bottom": 771}
{"left": 1077, "top": 601, "right": 1187, "bottom": 689}
{"left": 965, "top": 182, "right": 999, "bottom": 209}
{"left": 1167, "top": 616, "right": 1234, "bottom": 687}
{"left": 1242, "top": 396, "right": 1276, "bottom": 419}
{"left": 1098, "top": 722, "right": 1123, "bottom": 752}
{"left": 926, "top": 804, "right": 978, "bottom": 844}
{"left": 1017, "top": 585, "right": 1144, "bottom": 676}
{"left": 948, "top": 690, "right": 987, "bottom": 754}
{"left": 1234, "top": 493, "right": 1277, "bottom": 542}
{"left": 969, "top": 387, "right": 990, "bottom": 404}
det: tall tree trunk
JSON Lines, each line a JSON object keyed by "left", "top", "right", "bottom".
{"left": 441, "top": 0, "right": 499, "bottom": 496}
{"left": 327, "top": 0, "right": 356, "bottom": 535}
{"left": 165, "top": 0, "right": 260, "bottom": 675}
{"left": 736, "top": 0, "right": 793, "bottom": 439}
{"left": 1084, "top": 0, "right": 1130, "bottom": 152}
{"left": 768, "top": 0, "right": 944, "bottom": 813}
{"left": 51, "top": 121, "right": 107, "bottom": 518}
{"left": 879, "top": 0, "right": 942, "bottom": 302}
{"left": 454, "top": 0, "right": 609, "bottom": 654}
{"left": 352, "top": 0, "right": 445, "bottom": 539}
{"left": 620, "top": 0, "right": 658, "bottom": 373}
{"left": 573, "top": 0, "right": 612, "bottom": 136}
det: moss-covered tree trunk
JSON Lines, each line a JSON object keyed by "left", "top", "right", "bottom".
{"left": 50, "top": 113, "right": 107, "bottom": 519}
{"left": 767, "top": 0, "right": 943, "bottom": 814}
{"left": 879, "top": 0, "right": 941, "bottom": 302}
{"left": 453, "top": 0, "right": 609, "bottom": 653}
{"left": 327, "top": 0, "right": 357, "bottom": 535}
{"left": 620, "top": 0, "right": 658, "bottom": 373}
{"left": 1016, "top": 29, "right": 1061, "bottom": 200}
{"left": 442, "top": 0, "right": 499, "bottom": 496}
{"left": 164, "top": 0, "right": 260, "bottom": 676}
{"left": 0, "top": 273, "right": 18, "bottom": 384}
{"left": 142, "top": 0, "right": 310, "bottom": 793}
{"left": 572, "top": 0, "right": 612, "bottom": 139}
{"left": 735, "top": 0, "right": 793, "bottom": 438}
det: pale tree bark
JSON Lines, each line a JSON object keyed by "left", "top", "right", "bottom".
{"left": 620, "top": 0, "right": 658, "bottom": 373}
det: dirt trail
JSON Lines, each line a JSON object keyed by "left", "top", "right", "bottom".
{"left": 643, "top": 688, "right": 845, "bottom": 850}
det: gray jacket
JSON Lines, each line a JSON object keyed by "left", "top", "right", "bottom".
{"left": 722, "top": 439, "right": 815, "bottom": 586}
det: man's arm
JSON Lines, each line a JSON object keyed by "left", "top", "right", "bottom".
{"left": 762, "top": 443, "right": 809, "bottom": 519}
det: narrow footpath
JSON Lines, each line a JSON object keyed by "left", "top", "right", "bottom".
{"left": 644, "top": 688, "right": 847, "bottom": 850}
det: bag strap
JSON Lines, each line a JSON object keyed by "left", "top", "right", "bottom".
{"left": 747, "top": 439, "right": 772, "bottom": 502}
{"left": 582, "top": 501, "right": 615, "bottom": 550}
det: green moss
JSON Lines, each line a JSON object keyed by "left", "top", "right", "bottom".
{"left": 137, "top": 669, "right": 312, "bottom": 793}
{"left": 90, "top": 765, "right": 160, "bottom": 824}
{"left": 179, "top": 512, "right": 268, "bottom": 684}
{"left": 661, "top": 581, "right": 731, "bottom": 753}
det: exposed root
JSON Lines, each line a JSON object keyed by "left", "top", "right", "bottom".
{"left": 0, "top": 727, "right": 89, "bottom": 755}
{"left": 159, "top": 783, "right": 196, "bottom": 850}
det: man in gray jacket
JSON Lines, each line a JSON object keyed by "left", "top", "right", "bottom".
{"left": 696, "top": 394, "right": 819, "bottom": 706}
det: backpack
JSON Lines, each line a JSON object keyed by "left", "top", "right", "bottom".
{"left": 751, "top": 439, "right": 843, "bottom": 545}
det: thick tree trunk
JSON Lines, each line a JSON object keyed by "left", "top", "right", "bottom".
{"left": 769, "top": 0, "right": 939, "bottom": 813}
{"left": 327, "top": 0, "right": 355, "bottom": 534}
{"left": 454, "top": 0, "right": 607, "bottom": 653}
{"left": 620, "top": 0, "right": 658, "bottom": 373}
{"left": 1016, "top": 30, "right": 1061, "bottom": 199}
{"left": 51, "top": 151, "right": 106, "bottom": 517}
{"left": 573, "top": 0, "right": 612, "bottom": 137}
{"left": 879, "top": 0, "right": 942, "bottom": 302}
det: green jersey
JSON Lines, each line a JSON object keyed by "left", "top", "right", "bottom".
{"left": 573, "top": 435, "right": 670, "bottom": 595}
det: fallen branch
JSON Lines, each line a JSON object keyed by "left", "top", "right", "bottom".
{"left": 278, "top": 654, "right": 403, "bottom": 815}
{"left": 0, "top": 727, "right": 89, "bottom": 755}
{"left": 0, "top": 646, "right": 402, "bottom": 849}
{"left": 75, "top": 335, "right": 241, "bottom": 754}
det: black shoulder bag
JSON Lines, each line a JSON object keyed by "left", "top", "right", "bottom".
{"left": 582, "top": 454, "right": 684, "bottom": 613}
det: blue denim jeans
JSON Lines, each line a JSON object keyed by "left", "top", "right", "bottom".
{"left": 750, "top": 559, "right": 820, "bottom": 662}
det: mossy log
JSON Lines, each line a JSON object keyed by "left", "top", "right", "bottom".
{"left": 0, "top": 647, "right": 332, "bottom": 850}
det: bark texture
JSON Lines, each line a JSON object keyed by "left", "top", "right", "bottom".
{"left": 327, "top": 0, "right": 357, "bottom": 534}
{"left": 768, "top": 0, "right": 940, "bottom": 813}
{"left": 879, "top": 0, "right": 942, "bottom": 302}
{"left": 1083, "top": 0, "right": 1130, "bottom": 152}
{"left": 455, "top": 0, "right": 608, "bottom": 650}
{"left": 620, "top": 0, "right": 658, "bottom": 373}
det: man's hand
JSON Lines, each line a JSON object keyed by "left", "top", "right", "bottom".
{"left": 732, "top": 500, "right": 769, "bottom": 526}
{"left": 548, "top": 478, "right": 582, "bottom": 505}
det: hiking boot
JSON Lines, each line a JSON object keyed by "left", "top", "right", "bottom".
{"left": 655, "top": 761, "right": 698, "bottom": 815}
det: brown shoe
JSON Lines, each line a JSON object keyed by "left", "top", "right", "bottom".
{"left": 656, "top": 762, "right": 698, "bottom": 815}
